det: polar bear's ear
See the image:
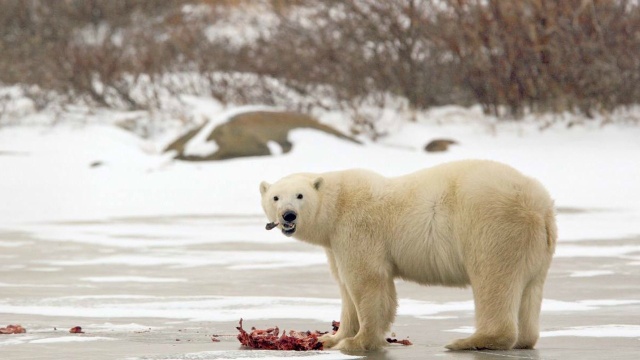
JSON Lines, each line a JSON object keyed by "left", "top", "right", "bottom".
{"left": 313, "top": 177, "right": 324, "bottom": 191}
{"left": 260, "top": 181, "right": 270, "bottom": 195}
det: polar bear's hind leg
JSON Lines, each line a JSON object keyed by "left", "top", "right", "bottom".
{"left": 445, "top": 272, "right": 522, "bottom": 350}
{"left": 514, "top": 276, "right": 545, "bottom": 349}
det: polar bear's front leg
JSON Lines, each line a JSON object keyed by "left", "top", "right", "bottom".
{"left": 332, "top": 252, "right": 398, "bottom": 351}
{"left": 320, "top": 249, "right": 359, "bottom": 348}
{"left": 319, "top": 282, "right": 359, "bottom": 348}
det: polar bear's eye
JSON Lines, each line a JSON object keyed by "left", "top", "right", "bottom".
{"left": 273, "top": 196, "right": 279, "bottom": 201}
{"left": 297, "top": 194, "right": 303, "bottom": 199}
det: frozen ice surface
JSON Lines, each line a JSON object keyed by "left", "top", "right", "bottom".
{"left": 1, "top": 104, "right": 640, "bottom": 359}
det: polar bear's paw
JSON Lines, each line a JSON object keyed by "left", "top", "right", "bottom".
{"left": 445, "top": 333, "right": 516, "bottom": 351}
{"left": 334, "top": 336, "right": 387, "bottom": 352}
{"left": 319, "top": 333, "right": 342, "bottom": 349}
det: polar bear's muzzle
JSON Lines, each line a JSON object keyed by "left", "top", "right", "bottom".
{"left": 281, "top": 210, "right": 297, "bottom": 236}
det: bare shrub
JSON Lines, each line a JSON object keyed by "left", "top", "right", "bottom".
{"left": 434, "top": 0, "right": 640, "bottom": 117}
{"left": 238, "top": 0, "right": 464, "bottom": 110}
{"left": 1, "top": 0, "right": 640, "bottom": 131}
{"left": 0, "top": 0, "right": 202, "bottom": 110}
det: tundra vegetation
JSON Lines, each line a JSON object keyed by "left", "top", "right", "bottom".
{"left": 1, "top": 0, "right": 639, "bottom": 137}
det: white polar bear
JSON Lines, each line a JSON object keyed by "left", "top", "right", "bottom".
{"left": 260, "top": 160, "right": 556, "bottom": 351}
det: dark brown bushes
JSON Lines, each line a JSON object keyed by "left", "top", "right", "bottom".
{"left": 1, "top": 0, "right": 639, "bottom": 123}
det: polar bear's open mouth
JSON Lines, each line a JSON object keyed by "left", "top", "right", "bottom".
{"left": 281, "top": 222, "right": 296, "bottom": 236}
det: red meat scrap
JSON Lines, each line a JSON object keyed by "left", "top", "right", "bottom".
{"left": 386, "top": 337, "right": 413, "bottom": 346}
{"left": 69, "top": 326, "right": 84, "bottom": 334}
{"left": 0, "top": 324, "right": 26, "bottom": 334}
{"left": 331, "top": 321, "right": 340, "bottom": 333}
{"left": 236, "top": 319, "right": 323, "bottom": 351}
{"left": 236, "top": 319, "right": 412, "bottom": 351}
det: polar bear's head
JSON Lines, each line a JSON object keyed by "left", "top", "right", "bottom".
{"left": 260, "top": 174, "right": 324, "bottom": 238}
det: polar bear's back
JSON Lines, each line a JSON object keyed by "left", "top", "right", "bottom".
{"left": 400, "top": 160, "right": 553, "bottom": 218}
{"left": 382, "top": 160, "right": 556, "bottom": 287}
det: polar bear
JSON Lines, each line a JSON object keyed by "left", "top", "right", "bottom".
{"left": 259, "top": 160, "right": 556, "bottom": 351}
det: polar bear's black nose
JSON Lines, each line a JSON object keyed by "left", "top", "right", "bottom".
{"left": 283, "top": 211, "right": 297, "bottom": 222}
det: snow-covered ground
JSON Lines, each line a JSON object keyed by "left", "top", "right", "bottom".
{"left": 1, "top": 99, "right": 640, "bottom": 359}
{"left": 2, "top": 101, "right": 639, "bottom": 239}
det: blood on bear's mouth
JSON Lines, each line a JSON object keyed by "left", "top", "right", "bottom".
{"left": 279, "top": 210, "right": 298, "bottom": 236}
{"left": 281, "top": 222, "right": 296, "bottom": 236}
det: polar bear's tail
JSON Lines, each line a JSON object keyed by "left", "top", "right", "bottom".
{"left": 545, "top": 207, "right": 558, "bottom": 254}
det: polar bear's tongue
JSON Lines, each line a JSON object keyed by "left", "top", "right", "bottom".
{"left": 265, "top": 222, "right": 279, "bottom": 230}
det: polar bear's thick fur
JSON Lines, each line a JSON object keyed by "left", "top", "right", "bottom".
{"left": 260, "top": 160, "right": 556, "bottom": 351}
